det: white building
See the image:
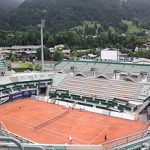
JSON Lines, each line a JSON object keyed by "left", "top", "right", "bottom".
{"left": 100, "top": 48, "right": 119, "bottom": 61}
{"left": 100, "top": 48, "right": 129, "bottom": 62}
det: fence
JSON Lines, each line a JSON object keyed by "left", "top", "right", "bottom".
{"left": 0, "top": 121, "right": 35, "bottom": 144}
{"left": 27, "top": 144, "right": 102, "bottom": 150}
{"left": 102, "top": 129, "right": 150, "bottom": 150}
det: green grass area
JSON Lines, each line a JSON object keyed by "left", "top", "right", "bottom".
{"left": 70, "top": 20, "right": 104, "bottom": 35}
{"left": 10, "top": 61, "right": 41, "bottom": 72}
{"left": 122, "top": 20, "right": 141, "bottom": 33}
{"left": 122, "top": 20, "right": 149, "bottom": 33}
{"left": 11, "top": 61, "right": 33, "bottom": 68}
{"left": 71, "top": 20, "right": 149, "bottom": 35}
{"left": 108, "top": 26, "right": 115, "bottom": 33}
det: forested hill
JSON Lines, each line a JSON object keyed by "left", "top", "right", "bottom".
{"left": 0, "top": 0, "right": 24, "bottom": 13}
{"left": 2, "top": 0, "right": 150, "bottom": 32}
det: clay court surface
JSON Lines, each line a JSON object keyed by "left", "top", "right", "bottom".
{"left": 0, "top": 99, "right": 146, "bottom": 144}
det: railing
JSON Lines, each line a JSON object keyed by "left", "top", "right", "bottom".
{"left": 143, "top": 120, "right": 150, "bottom": 131}
{"left": 0, "top": 137, "right": 47, "bottom": 150}
{"left": 102, "top": 129, "right": 150, "bottom": 150}
{"left": 0, "top": 121, "right": 35, "bottom": 144}
{"left": 23, "top": 144, "right": 101, "bottom": 150}
{"left": 0, "top": 121, "right": 11, "bottom": 137}
{"left": 0, "top": 136, "right": 24, "bottom": 150}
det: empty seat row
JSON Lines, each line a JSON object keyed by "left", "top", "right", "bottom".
{"left": 50, "top": 92, "right": 137, "bottom": 112}
{"left": 57, "top": 75, "right": 145, "bottom": 102}
{"left": 54, "top": 60, "right": 150, "bottom": 78}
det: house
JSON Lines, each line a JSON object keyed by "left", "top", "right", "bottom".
{"left": 81, "top": 54, "right": 97, "bottom": 61}
{"left": 62, "top": 50, "right": 71, "bottom": 55}
{"left": 100, "top": 48, "right": 119, "bottom": 61}
{"left": 62, "top": 50, "right": 71, "bottom": 59}
{"left": 54, "top": 44, "right": 65, "bottom": 50}
{"left": 49, "top": 48, "right": 56, "bottom": 54}
{"left": 135, "top": 42, "right": 150, "bottom": 52}
{"left": 0, "top": 45, "right": 41, "bottom": 60}
{"left": 100, "top": 48, "right": 130, "bottom": 62}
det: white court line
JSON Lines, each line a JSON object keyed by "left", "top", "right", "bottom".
{"left": 26, "top": 104, "right": 63, "bottom": 115}
{"left": 5, "top": 115, "right": 83, "bottom": 143}
{"left": 38, "top": 129, "right": 67, "bottom": 142}
{"left": 5, "top": 116, "right": 34, "bottom": 126}
{"left": 22, "top": 104, "right": 50, "bottom": 111}
{"left": 25, "top": 111, "right": 56, "bottom": 121}
{"left": 70, "top": 124, "right": 82, "bottom": 133}
{"left": 50, "top": 119, "right": 76, "bottom": 128}
{"left": 3, "top": 116, "right": 70, "bottom": 142}
{"left": 65, "top": 115, "right": 111, "bottom": 127}
{"left": 9, "top": 111, "right": 75, "bottom": 129}
{"left": 8, "top": 110, "right": 52, "bottom": 124}
{"left": 3, "top": 116, "right": 67, "bottom": 143}
{"left": 4, "top": 118, "right": 33, "bottom": 129}
{"left": 68, "top": 111, "right": 111, "bottom": 125}
{"left": 89, "top": 126, "right": 109, "bottom": 144}
{"left": 20, "top": 104, "right": 75, "bottom": 128}
{"left": 42, "top": 128, "right": 89, "bottom": 144}
{"left": 0, "top": 104, "right": 44, "bottom": 114}
{"left": 29, "top": 113, "right": 74, "bottom": 128}
{"left": 3, "top": 117, "right": 87, "bottom": 144}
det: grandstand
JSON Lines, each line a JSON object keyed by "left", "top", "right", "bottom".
{"left": 0, "top": 72, "right": 67, "bottom": 105}
{"left": 0, "top": 59, "right": 150, "bottom": 150}
{"left": 57, "top": 76, "right": 144, "bottom": 101}
{"left": 52, "top": 60, "right": 150, "bottom": 120}
{"left": 54, "top": 60, "right": 150, "bottom": 81}
{"left": 0, "top": 60, "right": 149, "bottom": 118}
{"left": 54, "top": 76, "right": 145, "bottom": 113}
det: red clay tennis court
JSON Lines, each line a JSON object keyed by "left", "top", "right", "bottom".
{"left": 0, "top": 98, "right": 146, "bottom": 144}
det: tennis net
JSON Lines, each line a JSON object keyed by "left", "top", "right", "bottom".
{"left": 33, "top": 110, "right": 69, "bottom": 131}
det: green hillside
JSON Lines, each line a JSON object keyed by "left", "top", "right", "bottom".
{"left": 0, "top": 0, "right": 150, "bottom": 32}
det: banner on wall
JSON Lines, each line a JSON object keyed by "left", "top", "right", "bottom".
{"left": 0, "top": 90, "right": 37, "bottom": 104}
{"left": 0, "top": 95, "right": 10, "bottom": 104}
{"left": 22, "top": 90, "right": 31, "bottom": 98}
{"left": 22, "top": 90, "right": 37, "bottom": 98}
{"left": 30, "top": 90, "right": 37, "bottom": 95}
{"left": 9, "top": 92, "right": 23, "bottom": 101}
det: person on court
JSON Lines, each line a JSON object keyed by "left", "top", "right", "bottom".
{"left": 68, "top": 135, "right": 73, "bottom": 144}
{"left": 105, "top": 134, "right": 107, "bottom": 141}
{"left": 19, "top": 106, "right": 22, "bottom": 110}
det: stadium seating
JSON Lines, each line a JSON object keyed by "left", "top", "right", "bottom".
{"left": 54, "top": 60, "right": 150, "bottom": 79}
{"left": 50, "top": 91, "right": 137, "bottom": 112}
{"left": 57, "top": 75, "right": 145, "bottom": 102}
{"left": 94, "top": 63, "right": 108, "bottom": 75}
{"left": 105, "top": 64, "right": 123, "bottom": 74}
{"left": 0, "top": 76, "right": 12, "bottom": 85}
{"left": 54, "top": 61, "right": 68, "bottom": 70}
{"left": 82, "top": 62, "right": 95, "bottom": 72}
{"left": 0, "top": 73, "right": 55, "bottom": 98}
{"left": 0, "top": 72, "right": 67, "bottom": 99}
{"left": 52, "top": 73, "right": 67, "bottom": 87}
{"left": 138, "top": 84, "right": 150, "bottom": 100}
{"left": 131, "top": 65, "right": 150, "bottom": 74}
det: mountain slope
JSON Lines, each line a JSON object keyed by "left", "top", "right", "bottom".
{"left": 3, "top": 0, "right": 150, "bottom": 32}
{"left": 0, "top": 0, "right": 24, "bottom": 13}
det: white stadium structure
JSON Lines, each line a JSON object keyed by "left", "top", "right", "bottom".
{"left": 0, "top": 59, "right": 150, "bottom": 150}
